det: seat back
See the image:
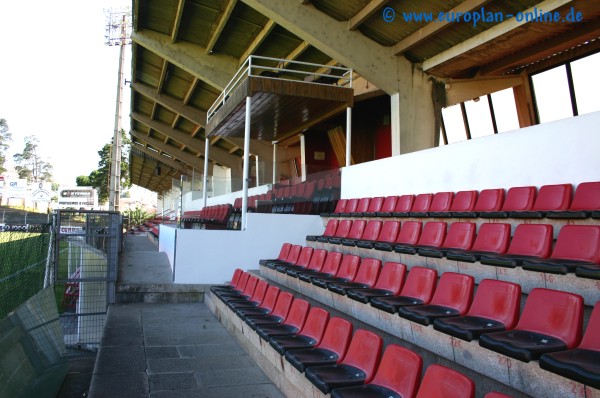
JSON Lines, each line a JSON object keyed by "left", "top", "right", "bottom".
{"left": 569, "top": 181, "right": 600, "bottom": 211}
{"left": 276, "top": 243, "right": 293, "bottom": 261}
{"left": 322, "top": 220, "right": 339, "bottom": 237}
{"left": 249, "top": 280, "right": 269, "bottom": 304}
{"left": 295, "top": 247, "right": 314, "bottom": 267}
{"left": 372, "top": 262, "right": 407, "bottom": 294}
{"left": 334, "top": 220, "right": 352, "bottom": 238}
{"left": 550, "top": 225, "right": 600, "bottom": 263}
{"left": 442, "top": 222, "right": 476, "bottom": 250}
{"left": 532, "top": 183, "right": 572, "bottom": 211}
{"left": 377, "top": 221, "right": 400, "bottom": 243}
{"left": 400, "top": 267, "right": 437, "bottom": 303}
{"left": 283, "top": 299, "right": 310, "bottom": 329}
{"left": 306, "top": 249, "right": 327, "bottom": 272}
{"left": 347, "top": 220, "right": 367, "bottom": 240}
{"left": 366, "top": 196, "right": 384, "bottom": 213}
{"left": 501, "top": 186, "right": 536, "bottom": 211}
{"left": 430, "top": 192, "right": 454, "bottom": 212}
{"left": 361, "top": 220, "right": 382, "bottom": 241}
{"left": 235, "top": 272, "right": 251, "bottom": 291}
{"left": 394, "top": 195, "right": 415, "bottom": 212}
{"left": 450, "top": 191, "right": 478, "bottom": 212}
{"left": 298, "top": 307, "right": 330, "bottom": 344}
{"left": 332, "top": 199, "right": 348, "bottom": 214}
{"left": 241, "top": 276, "right": 259, "bottom": 297}
{"left": 506, "top": 224, "right": 553, "bottom": 257}
{"left": 517, "top": 288, "right": 583, "bottom": 348}
{"left": 415, "top": 364, "right": 475, "bottom": 398}
{"left": 579, "top": 302, "right": 600, "bottom": 350}
{"left": 416, "top": 221, "right": 447, "bottom": 247}
{"left": 429, "top": 272, "right": 474, "bottom": 314}
{"left": 352, "top": 258, "right": 382, "bottom": 287}
{"left": 320, "top": 251, "right": 343, "bottom": 275}
{"left": 340, "top": 330, "right": 383, "bottom": 383}
{"left": 270, "top": 291, "right": 295, "bottom": 319}
{"left": 334, "top": 254, "right": 361, "bottom": 280}
{"left": 229, "top": 268, "right": 243, "bottom": 287}
{"left": 411, "top": 193, "right": 433, "bottom": 212}
{"left": 285, "top": 245, "right": 303, "bottom": 263}
{"left": 395, "top": 221, "right": 422, "bottom": 245}
{"left": 260, "top": 286, "right": 281, "bottom": 312}
{"left": 474, "top": 188, "right": 504, "bottom": 212}
{"left": 344, "top": 198, "right": 359, "bottom": 214}
{"left": 355, "top": 197, "right": 371, "bottom": 213}
{"left": 470, "top": 223, "right": 511, "bottom": 253}
{"left": 371, "top": 345, "right": 422, "bottom": 398}
{"left": 467, "top": 280, "right": 521, "bottom": 329}
{"left": 317, "top": 317, "right": 353, "bottom": 361}
{"left": 380, "top": 196, "right": 398, "bottom": 213}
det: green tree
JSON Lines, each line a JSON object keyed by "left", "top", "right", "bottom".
{"left": 13, "top": 135, "right": 53, "bottom": 182}
{"left": 76, "top": 175, "right": 92, "bottom": 186}
{"left": 0, "top": 119, "right": 12, "bottom": 174}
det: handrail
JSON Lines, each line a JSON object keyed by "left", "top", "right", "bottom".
{"left": 207, "top": 55, "right": 353, "bottom": 123}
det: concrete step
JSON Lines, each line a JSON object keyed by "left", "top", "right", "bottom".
{"left": 115, "top": 283, "right": 210, "bottom": 304}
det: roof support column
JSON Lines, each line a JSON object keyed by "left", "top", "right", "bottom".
{"left": 272, "top": 142, "right": 278, "bottom": 184}
{"left": 241, "top": 96, "right": 252, "bottom": 231}
{"left": 345, "top": 107, "right": 352, "bottom": 167}
{"left": 390, "top": 93, "right": 401, "bottom": 157}
{"left": 203, "top": 138, "right": 210, "bottom": 207}
{"left": 300, "top": 134, "right": 307, "bottom": 182}
{"left": 255, "top": 156, "right": 260, "bottom": 187}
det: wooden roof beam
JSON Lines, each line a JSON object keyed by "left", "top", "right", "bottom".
{"left": 348, "top": 0, "right": 388, "bottom": 31}
{"left": 206, "top": 0, "right": 238, "bottom": 54}
{"left": 131, "top": 129, "right": 206, "bottom": 172}
{"left": 183, "top": 77, "right": 199, "bottom": 105}
{"left": 132, "top": 143, "right": 189, "bottom": 172}
{"left": 171, "top": 0, "right": 186, "bottom": 42}
{"left": 239, "top": 20, "right": 276, "bottom": 65}
{"left": 280, "top": 41, "right": 310, "bottom": 68}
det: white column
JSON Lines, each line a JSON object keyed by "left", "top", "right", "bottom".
{"left": 255, "top": 155, "right": 260, "bottom": 187}
{"left": 241, "top": 96, "right": 252, "bottom": 230}
{"left": 272, "top": 141, "right": 278, "bottom": 184}
{"left": 390, "top": 93, "right": 401, "bottom": 157}
{"left": 300, "top": 134, "right": 307, "bottom": 182}
{"left": 203, "top": 138, "right": 210, "bottom": 207}
{"left": 345, "top": 107, "right": 352, "bottom": 167}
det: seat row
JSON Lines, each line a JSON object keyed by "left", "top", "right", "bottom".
{"left": 324, "top": 181, "right": 600, "bottom": 220}
{"left": 210, "top": 269, "right": 509, "bottom": 398}
{"left": 258, "top": 248, "right": 600, "bottom": 390}
{"left": 181, "top": 203, "right": 232, "bottom": 227}
{"left": 308, "top": 219, "right": 600, "bottom": 279}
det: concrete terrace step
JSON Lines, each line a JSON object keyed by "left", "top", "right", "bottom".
{"left": 116, "top": 283, "right": 209, "bottom": 304}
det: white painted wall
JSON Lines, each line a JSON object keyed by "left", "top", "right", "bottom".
{"left": 342, "top": 111, "right": 600, "bottom": 198}
{"left": 170, "top": 213, "right": 323, "bottom": 284}
{"left": 158, "top": 224, "right": 177, "bottom": 276}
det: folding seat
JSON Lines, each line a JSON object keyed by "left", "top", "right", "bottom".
{"left": 447, "top": 190, "right": 478, "bottom": 216}
{"left": 446, "top": 223, "right": 511, "bottom": 263}
{"left": 235, "top": 285, "right": 280, "bottom": 319}
{"left": 375, "top": 221, "right": 421, "bottom": 252}
{"left": 285, "top": 317, "right": 353, "bottom": 373}
{"left": 479, "top": 288, "right": 583, "bottom": 362}
{"left": 331, "top": 198, "right": 358, "bottom": 218}
{"left": 328, "top": 258, "right": 382, "bottom": 295}
{"left": 479, "top": 224, "right": 553, "bottom": 268}
{"left": 226, "top": 280, "right": 270, "bottom": 311}
{"left": 394, "top": 221, "right": 446, "bottom": 255}
{"left": 407, "top": 193, "right": 433, "bottom": 217}
{"left": 218, "top": 275, "right": 259, "bottom": 302}
{"left": 539, "top": 302, "right": 600, "bottom": 389}
{"left": 371, "top": 221, "right": 400, "bottom": 251}
{"left": 370, "top": 267, "right": 437, "bottom": 314}
{"left": 297, "top": 251, "right": 343, "bottom": 282}
{"left": 307, "top": 219, "right": 339, "bottom": 242}
{"left": 391, "top": 194, "right": 415, "bottom": 217}
{"left": 339, "top": 220, "right": 367, "bottom": 246}
{"left": 312, "top": 254, "right": 361, "bottom": 289}
{"left": 209, "top": 268, "right": 243, "bottom": 293}
{"left": 269, "top": 307, "right": 330, "bottom": 355}
{"left": 398, "top": 272, "right": 474, "bottom": 326}
{"left": 522, "top": 225, "right": 600, "bottom": 275}
{"left": 375, "top": 196, "right": 398, "bottom": 218}
{"left": 346, "top": 262, "right": 407, "bottom": 304}
{"left": 245, "top": 291, "right": 294, "bottom": 330}
{"left": 415, "top": 364, "right": 475, "bottom": 398}
{"left": 353, "top": 220, "right": 384, "bottom": 249}
{"left": 326, "top": 219, "right": 353, "bottom": 245}
{"left": 295, "top": 180, "right": 317, "bottom": 214}
{"left": 331, "top": 345, "right": 422, "bottom": 398}
{"left": 511, "top": 183, "right": 572, "bottom": 218}
{"left": 259, "top": 243, "right": 292, "bottom": 265}
{"left": 304, "top": 329, "right": 383, "bottom": 394}
{"left": 547, "top": 181, "right": 600, "bottom": 219}
{"left": 416, "top": 191, "right": 454, "bottom": 217}
{"left": 275, "top": 246, "right": 314, "bottom": 273}
{"left": 453, "top": 188, "right": 504, "bottom": 218}
{"left": 255, "top": 298, "right": 310, "bottom": 341}
{"left": 433, "top": 279, "right": 521, "bottom": 341}
{"left": 343, "top": 197, "right": 370, "bottom": 217}
{"left": 359, "top": 196, "right": 384, "bottom": 217}
{"left": 481, "top": 186, "right": 536, "bottom": 218}
{"left": 418, "top": 222, "right": 476, "bottom": 258}
{"left": 264, "top": 244, "right": 302, "bottom": 270}
{"left": 286, "top": 249, "right": 327, "bottom": 278}
{"left": 211, "top": 271, "right": 250, "bottom": 299}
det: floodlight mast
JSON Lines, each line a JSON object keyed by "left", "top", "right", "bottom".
{"left": 105, "top": 9, "right": 132, "bottom": 212}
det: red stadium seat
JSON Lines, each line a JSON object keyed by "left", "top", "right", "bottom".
{"left": 375, "top": 196, "right": 398, "bottom": 217}
{"left": 370, "top": 266, "right": 437, "bottom": 314}
{"left": 212, "top": 271, "right": 250, "bottom": 298}
{"left": 375, "top": 220, "right": 421, "bottom": 252}
{"left": 548, "top": 181, "right": 600, "bottom": 219}
{"left": 419, "top": 191, "right": 454, "bottom": 217}
{"left": 256, "top": 298, "right": 310, "bottom": 341}
{"left": 312, "top": 254, "right": 361, "bottom": 289}
{"left": 449, "top": 190, "right": 478, "bottom": 215}
{"left": 482, "top": 186, "right": 536, "bottom": 218}
{"left": 297, "top": 251, "right": 343, "bottom": 282}
{"left": 395, "top": 221, "right": 446, "bottom": 255}
{"left": 391, "top": 194, "right": 415, "bottom": 217}
{"left": 219, "top": 275, "right": 259, "bottom": 302}
{"left": 446, "top": 223, "right": 511, "bottom": 263}
{"left": 275, "top": 246, "right": 314, "bottom": 273}
{"left": 346, "top": 262, "right": 407, "bottom": 304}
{"left": 326, "top": 219, "right": 353, "bottom": 244}
{"left": 408, "top": 193, "right": 434, "bottom": 217}
{"left": 245, "top": 291, "right": 294, "bottom": 330}
{"left": 338, "top": 220, "right": 367, "bottom": 246}
{"left": 453, "top": 188, "right": 504, "bottom": 218}
{"left": 332, "top": 198, "right": 358, "bottom": 218}
{"left": 259, "top": 243, "right": 292, "bottom": 265}
{"left": 360, "top": 196, "right": 384, "bottom": 217}
{"left": 235, "top": 285, "right": 280, "bottom": 319}
{"left": 226, "top": 280, "right": 269, "bottom": 311}
{"left": 415, "top": 364, "right": 475, "bottom": 398}
{"left": 328, "top": 258, "right": 382, "bottom": 295}
{"left": 269, "top": 307, "right": 330, "bottom": 355}
{"left": 480, "top": 224, "right": 553, "bottom": 268}
{"left": 308, "top": 219, "right": 339, "bottom": 242}
{"left": 511, "top": 183, "right": 572, "bottom": 218}
{"left": 285, "top": 249, "right": 326, "bottom": 278}
{"left": 355, "top": 220, "right": 383, "bottom": 249}
{"left": 265, "top": 244, "right": 302, "bottom": 269}
{"left": 372, "top": 221, "right": 401, "bottom": 251}
{"left": 418, "top": 222, "right": 476, "bottom": 258}
{"left": 209, "top": 268, "right": 243, "bottom": 293}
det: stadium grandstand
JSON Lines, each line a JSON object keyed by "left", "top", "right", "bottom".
{"left": 121, "top": 0, "right": 600, "bottom": 397}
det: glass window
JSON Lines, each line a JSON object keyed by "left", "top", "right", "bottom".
{"left": 464, "top": 96, "right": 495, "bottom": 138}
{"left": 531, "top": 65, "right": 573, "bottom": 123}
{"left": 441, "top": 104, "right": 467, "bottom": 144}
{"left": 490, "top": 88, "right": 520, "bottom": 133}
{"left": 571, "top": 52, "right": 600, "bottom": 115}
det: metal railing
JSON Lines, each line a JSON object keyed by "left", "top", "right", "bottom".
{"left": 207, "top": 55, "right": 353, "bottom": 122}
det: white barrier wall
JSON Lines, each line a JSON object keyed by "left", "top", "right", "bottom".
{"left": 158, "top": 225, "right": 177, "bottom": 276}
{"left": 342, "top": 112, "right": 600, "bottom": 198}
{"left": 164, "top": 213, "right": 323, "bottom": 284}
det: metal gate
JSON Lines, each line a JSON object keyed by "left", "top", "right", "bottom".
{"left": 54, "top": 210, "right": 121, "bottom": 350}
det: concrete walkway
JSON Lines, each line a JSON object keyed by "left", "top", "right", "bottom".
{"left": 87, "top": 234, "right": 285, "bottom": 398}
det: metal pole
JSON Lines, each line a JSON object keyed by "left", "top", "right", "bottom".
{"left": 300, "top": 134, "right": 307, "bottom": 182}
{"left": 255, "top": 155, "right": 260, "bottom": 187}
{"left": 203, "top": 138, "right": 210, "bottom": 207}
{"left": 345, "top": 107, "right": 352, "bottom": 167}
{"left": 272, "top": 142, "right": 278, "bottom": 184}
{"left": 241, "top": 96, "right": 252, "bottom": 230}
